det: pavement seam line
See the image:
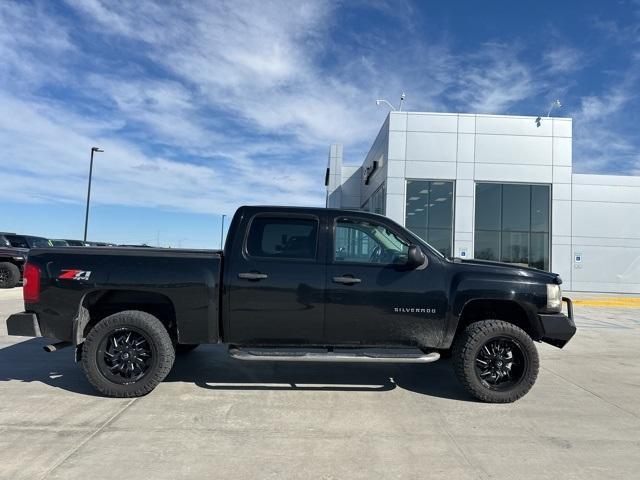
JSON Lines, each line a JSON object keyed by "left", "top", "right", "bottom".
{"left": 40, "top": 398, "right": 138, "bottom": 480}
{"left": 435, "top": 412, "right": 488, "bottom": 480}
{"left": 542, "top": 366, "right": 639, "bottom": 420}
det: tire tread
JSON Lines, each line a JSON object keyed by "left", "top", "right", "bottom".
{"left": 452, "top": 320, "right": 539, "bottom": 403}
{"left": 0, "top": 262, "right": 20, "bottom": 289}
{"left": 81, "top": 310, "right": 175, "bottom": 398}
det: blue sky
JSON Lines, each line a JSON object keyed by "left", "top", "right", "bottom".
{"left": 1, "top": 0, "right": 639, "bottom": 247}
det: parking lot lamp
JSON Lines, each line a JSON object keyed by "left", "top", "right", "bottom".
{"left": 220, "top": 214, "right": 227, "bottom": 250}
{"left": 83, "top": 147, "right": 103, "bottom": 242}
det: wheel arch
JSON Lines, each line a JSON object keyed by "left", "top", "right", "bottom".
{"left": 74, "top": 289, "right": 178, "bottom": 349}
{"left": 452, "top": 298, "right": 543, "bottom": 345}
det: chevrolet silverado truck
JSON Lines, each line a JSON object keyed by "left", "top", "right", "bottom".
{"left": 6, "top": 206, "right": 575, "bottom": 402}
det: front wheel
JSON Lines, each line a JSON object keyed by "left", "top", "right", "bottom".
{"left": 452, "top": 320, "right": 539, "bottom": 403}
{"left": 81, "top": 310, "right": 175, "bottom": 398}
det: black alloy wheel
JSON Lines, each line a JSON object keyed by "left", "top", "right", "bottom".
{"left": 97, "top": 328, "right": 155, "bottom": 384}
{"left": 474, "top": 336, "right": 527, "bottom": 391}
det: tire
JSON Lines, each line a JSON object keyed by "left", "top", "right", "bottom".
{"left": 81, "top": 310, "right": 175, "bottom": 398}
{"left": 0, "top": 262, "right": 20, "bottom": 289}
{"left": 452, "top": 320, "right": 539, "bottom": 403}
{"left": 175, "top": 343, "right": 199, "bottom": 354}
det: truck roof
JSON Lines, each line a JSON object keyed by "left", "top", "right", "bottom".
{"left": 238, "top": 205, "right": 380, "bottom": 217}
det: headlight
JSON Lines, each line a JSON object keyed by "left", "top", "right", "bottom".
{"left": 546, "top": 284, "right": 562, "bottom": 311}
{"left": 12, "top": 256, "right": 25, "bottom": 261}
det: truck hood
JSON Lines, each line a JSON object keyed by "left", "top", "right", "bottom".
{"left": 450, "top": 257, "right": 562, "bottom": 284}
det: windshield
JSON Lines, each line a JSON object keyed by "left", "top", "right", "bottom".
{"left": 26, "top": 236, "right": 51, "bottom": 248}
{"left": 378, "top": 216, "right": 446, "bottom": 259}
{"left": 5, "top": 235, "right": 29, "bottom": 248}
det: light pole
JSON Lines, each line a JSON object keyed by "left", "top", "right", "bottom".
{"left": 83, "top": 147, "right": 103, "bottom": 242}
{"left": 220, "top": 214, "right": 227, "bottom": 250}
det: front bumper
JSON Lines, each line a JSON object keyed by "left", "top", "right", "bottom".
{"left": 538, "top": 297, "right": 576, "bottom": 348}
{"left": 6, "top": 312, "right": 42, "bottom": 337}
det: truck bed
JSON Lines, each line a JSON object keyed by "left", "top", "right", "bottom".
{"left": 22, "top": 247, "right": 222, "bottom": 344}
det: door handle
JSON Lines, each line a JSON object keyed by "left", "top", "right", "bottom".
{"left": 238, "top": 272, "right": 268, "bottom": 280}
{"left": 333, "top": 276, "right": 362, "bottom": 285}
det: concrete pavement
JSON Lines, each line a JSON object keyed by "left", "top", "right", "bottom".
{"left": 0, "top": 288, "right": 639, "bottom": 479}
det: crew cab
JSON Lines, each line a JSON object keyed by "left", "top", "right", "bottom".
{"left": 6, "top": 206, "right": 576, "bottom": 402}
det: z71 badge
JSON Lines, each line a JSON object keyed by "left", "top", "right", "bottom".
{"left": 58, "top": 269, "right": 92, "bottom": 281}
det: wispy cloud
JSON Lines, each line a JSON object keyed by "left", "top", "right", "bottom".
{"left": 543, "top": 45, "right": 585, "bottom": 74}
{"left": 571, "top": 72, "right": 640, "bottom": 174}
{"left": 452, "top": 42, "right": 537, "bottom": 114}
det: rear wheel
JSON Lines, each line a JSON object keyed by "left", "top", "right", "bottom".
{"left": 81, "top": 310, "right": 175, "bottom": 397}
{"left": 0, "top": 262, "right": 20, "bottom": 288}
{"left": 452, "top": 320, "right": 539, "bottom": 403}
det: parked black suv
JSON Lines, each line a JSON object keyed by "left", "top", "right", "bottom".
{"left": 0, "top": 233, "right": 31, "bottom": 288}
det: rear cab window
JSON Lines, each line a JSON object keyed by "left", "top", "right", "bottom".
{"left": 246, "top": 216, "right": 319, "bottom": 260}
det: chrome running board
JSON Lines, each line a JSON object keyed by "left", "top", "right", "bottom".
{"left": 228, "top": 347, "right": 440, "bottom": 364}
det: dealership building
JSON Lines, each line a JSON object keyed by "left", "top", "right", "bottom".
{"left": 326, "top": 111, "right": 640, "bottom": 293}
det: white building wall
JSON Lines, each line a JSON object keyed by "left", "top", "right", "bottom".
{"left": 380, "top": 111, "right": 573, "bottom": 287}
{"left": 360, "top": 116, "right": 390, "bottom": 210}
{"left": 325, "top": 144, "right": 343, "bottom": 208}
{"left": 571, "top": 174, "right": 640, "bottom": 293}
{"left": 328, "top": 111, "right": 640, "bottom": 293}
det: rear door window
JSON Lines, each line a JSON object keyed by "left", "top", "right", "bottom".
{"left": 246, "top": 217, "right": 318, "bottom": 260}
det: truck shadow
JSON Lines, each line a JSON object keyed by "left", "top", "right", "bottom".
{"left": 168, "top": 346, "right": 471, "bottom": 401}
{"left": 0, "top": 338, "right": 97, "bottom": 395}
{"left": 0, "top": 340, "right": 472, "bottom": 401}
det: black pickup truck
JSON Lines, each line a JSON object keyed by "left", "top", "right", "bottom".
{"left": 7, "top": 206, "right": 575, "bottom": 402}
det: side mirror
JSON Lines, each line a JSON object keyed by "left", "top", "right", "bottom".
{"left": 406, "top": 244, "right": 426, "bottom": 269}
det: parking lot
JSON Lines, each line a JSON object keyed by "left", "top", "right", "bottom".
{"left": 0, "top": 287, "right": 638, "bottom": 480}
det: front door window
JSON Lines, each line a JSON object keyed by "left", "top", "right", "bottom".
{"left": 334, "top": 218, "right": 409, "bottom": 265}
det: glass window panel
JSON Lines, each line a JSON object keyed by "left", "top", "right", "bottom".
{"left": 502, "top": 184, "right": 530, "bottom": 231}
{"left": 530, "top": 233, "right": 549, "bottom": 270}
{"left": 428, "top": 182, "right": 453, "bottom": 229}
{"left": 475, "top": 183, "right": 550, "bottom": 270}
{"left": 406, "top": 180, "right": 454, "bottom": 255}
{"left": 531, "top": 185, "right": 550, "bottom": 232}
{"left": 428, "top": 228, "right": 452, "bottom": 257}
{"left": 475, "top": 183, "right": 501, "bottom": 230}
{"left": 501, "top": 232, "right": 529, "bottom": 266}
{"left": 405, "top": 180, "right": 429, "bottom": 240}
{"left": 247, "top": 217, "right": 317, "bottom": 259}
{"left": 474, "top": 231, "right": 500, "bottom": 261}
{"left": 406, "top": 210, "right": 428, "bottom": 234}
